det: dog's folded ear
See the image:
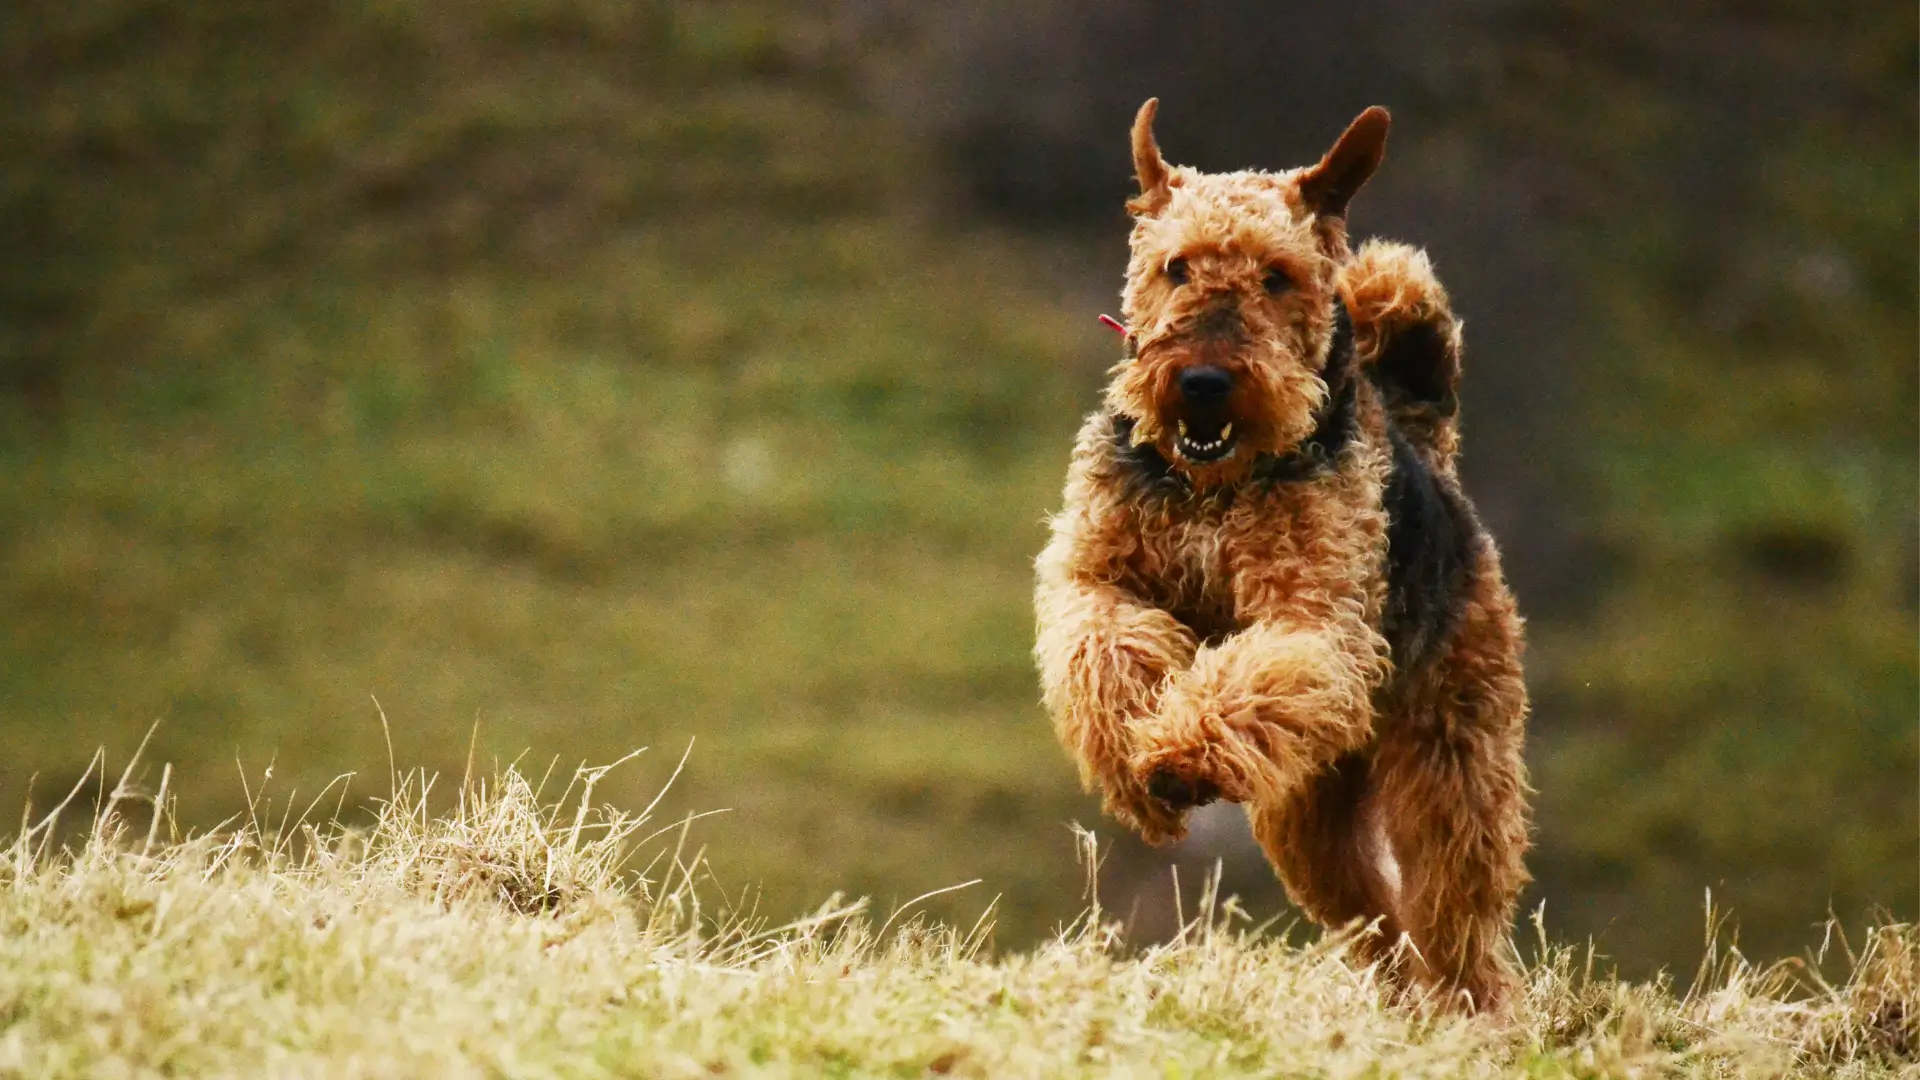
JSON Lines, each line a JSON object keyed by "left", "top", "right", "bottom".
{"left": 1128, "top": 98, "right": 1173, "bottom": 216}
{"left": 1298, "top": 106, "right": 1391, "bottom": 220}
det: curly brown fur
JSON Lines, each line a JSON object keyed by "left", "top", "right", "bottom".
{"left": 1342, "top": 241, "right": 1464, "bottom": 476}
{"left": 1034, "top": 100, "right": 1531, "bottom": 1012}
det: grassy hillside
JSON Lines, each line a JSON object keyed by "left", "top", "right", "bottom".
{"left": 1482, "top": 0, "right": 1919, "bottom": 968}
{"left": 1, "top": 754, "right": 1912, "bottom": 1079}
{"left": 1, "top": 0, "right": 1913, "bottom": 971}
{"left": 0, "top": 0, "right": 1122, "bottom": 943}
{"left": 0, "top": 224, "right": 1098, "bottom": 932}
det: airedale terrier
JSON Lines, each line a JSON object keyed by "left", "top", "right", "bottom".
{"left": 1034, "top": 100, "right": 1531, "bottom": 1010}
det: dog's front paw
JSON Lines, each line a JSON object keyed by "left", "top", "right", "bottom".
{"left": 1145, "top": 766, "right": 1219, "bottom": 812}
{"left": 1103, "top": 779, "right": 1192, "bottom": 846}
{"left": 1132, "top": 736, "right": 1250, "bottom": 812}
{"left": 1129, "top": 677, "right": 1248, "bottom": 804}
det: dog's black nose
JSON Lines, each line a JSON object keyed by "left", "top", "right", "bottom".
{"left": 1178, "top": 366, "right": 1234, "bottom": 404}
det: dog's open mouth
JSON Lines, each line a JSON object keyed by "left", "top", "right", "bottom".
{"left": 1176, "top": 419, "right": 1237, "bottom": 463}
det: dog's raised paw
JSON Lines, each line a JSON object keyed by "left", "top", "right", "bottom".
{"left": 1146, "top": 767, "right": 1220, "bottom": 811}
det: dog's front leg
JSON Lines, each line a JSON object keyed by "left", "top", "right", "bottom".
{"left": 1035, "top": 541, "right": 1199, "bottom": 844}
{"left": 1129, "top": 618, "right": 1381, "bottom": 808}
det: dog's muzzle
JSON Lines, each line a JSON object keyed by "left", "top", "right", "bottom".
{"left": 1173, "top": 365, "right": 1238, "bottom": 463}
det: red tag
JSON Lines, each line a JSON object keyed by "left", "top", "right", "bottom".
{"left": 1097, "top": 314, "right": 1128, "bottom": 335}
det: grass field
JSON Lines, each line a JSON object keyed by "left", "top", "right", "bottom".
{"left": 0, "top": 213, "right": 1110, "bottom": 942}
{"left": 1, "top": 751, "right": 1912, "bottom": 1079}
{"left": 2, "top": 0, "right": 1913, "bottom": 976}
{"left": 0, "top": 1, "right": 1119, "bottom": 944}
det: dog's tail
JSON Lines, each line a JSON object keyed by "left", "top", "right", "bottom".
{"left": 1339, "top": 240, "right": 1464, "bottom": 475}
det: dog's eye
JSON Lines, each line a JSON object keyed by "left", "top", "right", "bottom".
{"left": 1164, "top": 258, "right": 1189, "bottom": 286}
{"left": 1263, "top": 267, "right": 1294, "bottom": 295}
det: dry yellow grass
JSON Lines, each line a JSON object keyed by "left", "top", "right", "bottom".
{"left": 0, "top": 743, "right": 1911, "bottom": 1079}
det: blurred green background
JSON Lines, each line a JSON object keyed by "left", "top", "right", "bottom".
{"left": 2, "top": 1, "right": 1913, "bottom": 975}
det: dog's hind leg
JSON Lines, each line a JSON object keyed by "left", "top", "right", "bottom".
{"left": 1363, "top": 578, "right": 1531, "bottom": 1012}
{"left": 1247, "top": 754, "right": 1407, "bottom": 973}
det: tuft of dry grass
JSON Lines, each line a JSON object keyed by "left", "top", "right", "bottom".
{"left": 0, "top": 748, "right": 1912, "bottom": 1079}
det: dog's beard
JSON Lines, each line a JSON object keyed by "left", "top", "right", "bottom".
{"left": 1106, "top": 349, "right": 1325, "bottom": 474}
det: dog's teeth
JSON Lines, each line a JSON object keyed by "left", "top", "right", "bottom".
{"left": 1221, "top": 423, "right": 1233, "bottom": 440}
